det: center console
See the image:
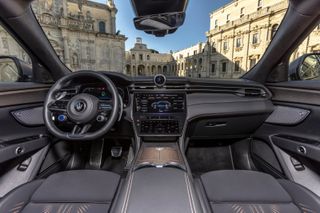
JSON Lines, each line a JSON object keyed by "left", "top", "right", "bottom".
{"left": 133, "top": 92, "right": 186, "bottom": 136}
{"left": 113, "top": 143, "right": 203, "bottom": 213}
{"left": 113, "top": 90, "right": 202, "bottom": 213}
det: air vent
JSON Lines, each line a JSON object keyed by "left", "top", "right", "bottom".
{"left": 244, "top": 89, "right": 264, "bottom": 97}
{"left": 236, "top": 88, "right": 266, "bottom": 97}
{"left": 56, "top": 88, "right": 78, "bottom": 100}
{"left": 129, "top": 84, "right": 156, "bottom": 92}
{"left": 129, "top": 82, "right": 187, "bottom": 91}
{"left": 130, "top": 82, "right": 268, "bottom": 98}
{"left": 63, "top": 88, "right": 78, "bottom": 98}
{"left": 186, "top": 85, "right": 239, "bottom": 94}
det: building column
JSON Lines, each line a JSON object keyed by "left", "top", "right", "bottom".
{"left": 110, "top": 10, "right": 116, "bottom": 34}
{"left": 62, "top": 0, "right": 68, "bottom": 17}
{"left": 62, "top": 31, "right": 70, "bottom": 68}
{"left": 245, "top": 22, "right": 252, "bottom": 71}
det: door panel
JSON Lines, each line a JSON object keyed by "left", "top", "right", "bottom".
{"left": 0, "top": 103, "right": 46, "bottom": 141}
{"left": 0, "top": 87, "right": 49, "bottom": 163}
{"left": 0, "top": 85, "right": 50, "bottom": 197}
{"left": 252, "top": 82, "right": 320, "bottom": 196}
{"left": 0, "top": 83, "right": 49, "bottom": 106}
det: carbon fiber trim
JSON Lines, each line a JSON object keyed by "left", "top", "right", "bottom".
{"left": 11, "top": 106, "right": 44, "bottom": 126}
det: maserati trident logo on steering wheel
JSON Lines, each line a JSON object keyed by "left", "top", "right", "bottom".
{"left": 74, "top": 100, "right": 86, "bottom": 112}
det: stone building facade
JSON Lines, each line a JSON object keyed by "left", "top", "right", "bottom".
{"left": 173, "top": 0, "right": 320, "bottom": 79}
{"left": 172, "top": 42, "right": 211, "bottom": 78}
{"left": 1, "top": 0, "right": 318, "bottom": 78}
{"left": 125, "top": 38, "right": 173, "bottom": 76}
{"left": 0, "top": 27, "right": 31, "bottom": 64}
{"left": 0, "top": 0, "right": 126, "bottom": 72}
{"left": 206, "top": 0, "right": 289, "bottom": 79}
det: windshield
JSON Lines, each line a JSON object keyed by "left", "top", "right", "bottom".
{"left": 29, "top": 0, "right": 290, "bottom": 79}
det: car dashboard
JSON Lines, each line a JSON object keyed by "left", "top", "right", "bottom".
{"left": 51, "top": 72, "right": 274, "bottom": 141}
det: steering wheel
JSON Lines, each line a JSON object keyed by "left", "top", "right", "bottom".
{"left": 44, "top": 71, "right": 120, "bottom": 141}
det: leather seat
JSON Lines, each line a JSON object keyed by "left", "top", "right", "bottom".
{"left": 198, "top": 170, "right": 320, "bottom": 213}
{"left": 0, "top": 170, "right": 120, "bottom": 213}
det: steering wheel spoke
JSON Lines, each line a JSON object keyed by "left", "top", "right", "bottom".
{"left": 71, "top": 123, "right": 92, "bottom": 136}
{"left": 48, "top": 100, "right": 68, "bottom": 112}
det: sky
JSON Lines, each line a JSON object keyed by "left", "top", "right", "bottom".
{"left": 94, "top": 0, "right": 231, "bottom": 53}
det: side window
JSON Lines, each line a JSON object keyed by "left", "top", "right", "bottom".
{"left": 0, "top": 24, "right": 32, "bottom": 82}
{"left": 289, "top": 22, "right": 320, "bottom": 81}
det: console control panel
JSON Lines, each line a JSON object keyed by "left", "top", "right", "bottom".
{"left": 133, "top": 93, "right": 186, "bottom": 136}
{"left": 140, "top": 120, "right": 179, "bottom": 134}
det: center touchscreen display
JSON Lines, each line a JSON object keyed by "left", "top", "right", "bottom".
{"left": 135, "top": 93, "right": 185, "bottom": 113}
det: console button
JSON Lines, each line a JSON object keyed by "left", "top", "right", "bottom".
{"left": 140, "top": 120, "right": 179, "bottom": 134}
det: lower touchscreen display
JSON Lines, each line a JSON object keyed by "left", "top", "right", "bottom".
{"left": 135, "top": 93, "right": 185, "bottom": 113}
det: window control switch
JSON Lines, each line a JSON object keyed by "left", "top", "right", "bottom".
{"left": 290, "top": 157, "right": 305, "bottom": 171}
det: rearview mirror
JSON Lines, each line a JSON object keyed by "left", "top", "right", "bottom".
{"left": 289, "top": 53, "right": 320, "bottom": 80}
{"left": 134, "top": 12, "right": 185, "bottom": 33}
{"left": 0, "top": 56, "right": 32, "bottom": 82}
{"left": 131, "top": 0, "right": 188, "bottom": 37}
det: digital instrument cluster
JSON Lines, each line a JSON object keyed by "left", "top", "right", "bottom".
{"left": 82, "top": 87, "right": 111, "bottom": 100}
{"left": 82, "top": 86, "right": 127, "bottom": 104}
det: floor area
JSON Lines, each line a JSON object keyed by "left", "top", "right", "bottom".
{"left": 186, "top": 140, "right": 235, "bottom": 177}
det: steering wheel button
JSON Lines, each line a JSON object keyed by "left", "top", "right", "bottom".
{"left": 96, "top": 115, "right": 105, "bottom": 122}
{"left": 57, "top": 114, "right": 67, "bottom": 122}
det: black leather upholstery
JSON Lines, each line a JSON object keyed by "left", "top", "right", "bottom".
{"left": 0, "top": 170, "right": 120, "bottom": 213}
{"left": 200, "top": 170, "right": 320, "bottom": 213}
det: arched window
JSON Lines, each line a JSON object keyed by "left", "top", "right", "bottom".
{"left": 126, "top": 65, "right": 131, "bottom": 75}
{"left": 163, "top": 66, "right": 167, "bottom": 74}
{"left": 99, "top": 21, "right": 106, "bottom": 33}
{"left": 147, "top": 55, "right": 150, "bottom": 60}
{"left": 199, "top": 58, "right": 203, "bottom": 71}
{"left": 193, "top": 59, "right": 197, "bottom": 69}
{"left": 271, "top": 24, "right": 279, "bottom": 39}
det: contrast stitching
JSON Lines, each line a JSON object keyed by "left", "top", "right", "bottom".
{"left": 77, "top": 204, "right": 90, "bottom": 213}
{"left": 9, "top": 201, "right": 25, "bottom": 213}
{"left": 42, "top": 204, "right": 53, "bottom": 213}
{"left": 29, "top": 201, "right": 112, "bottom": 204}
{"left": 231, "top": 204, "right": 245, "bottom": 213}
{"left": 270, "top": 204, "right": 280, "bottom": 213}
{"left": 258, "top": 204, "right": 265, "bottom": 213}
{"left": 298, "top": 203, "right": 316, "bottom": 213}
{"left": 210, "top": 201, "right": 295, "bottom": 204}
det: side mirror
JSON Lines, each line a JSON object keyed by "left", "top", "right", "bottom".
{"left": 0, "top": 56, "right": 32, "bottom": 82}
{"left": 289, "top": 53, "right": 320, "bottom": 80}
{"left": 134, "top": 12, "right": 185, "bottom": 37}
